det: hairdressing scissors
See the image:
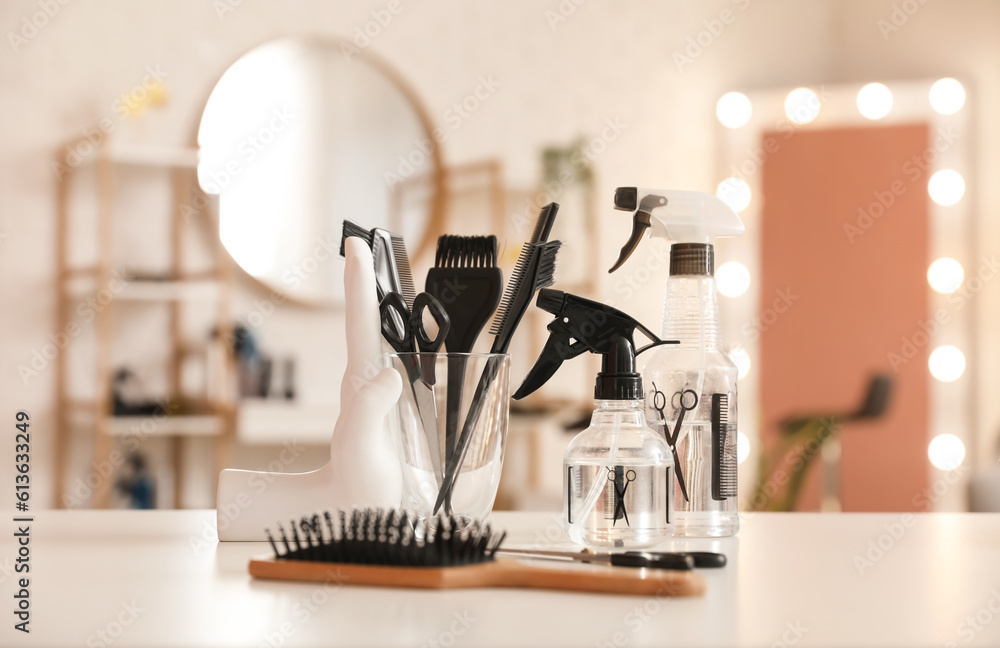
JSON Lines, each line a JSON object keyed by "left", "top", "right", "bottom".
{"left": 380, "top": 292, "right": 449, "bottom": 360}
{"left": 652, "top": 384, "right": 698, "bottom": 503}
{"left": 380, "top": 292, "right": 450, "bottom": 483}
{"left": 608, "top": 466, "right": 636, "bottom": 527}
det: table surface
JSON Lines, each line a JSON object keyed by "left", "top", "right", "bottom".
{"left": 2, "top": 510, "right": 999, "bottom": 647}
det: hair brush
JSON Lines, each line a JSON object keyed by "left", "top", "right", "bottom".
{"left": 249, "top": 508, "right": 706, "bottom": 596}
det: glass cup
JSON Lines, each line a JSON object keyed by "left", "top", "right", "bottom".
{"left": 385, "top": 352, "right": 510, "bottom": 526}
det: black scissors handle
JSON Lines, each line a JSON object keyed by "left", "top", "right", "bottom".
{"left": 379, "top": 292, "right": 451, "bottom": 352}
{"left": 379, "top": 292, "right": 414, "bottom": 353}
{"left": 410, "top": 292, "right": 450, "bottom": 353}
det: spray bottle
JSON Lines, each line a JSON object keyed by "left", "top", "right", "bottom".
{"left": 609, "top": 187, "right": 745, "bottom": 537}
{"left": 513, "top": 289, "right": 678, "bottom": 548}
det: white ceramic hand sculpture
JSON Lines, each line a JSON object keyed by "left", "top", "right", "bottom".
{"left": 216, "top": 238, "right": 403, "bottom": 540}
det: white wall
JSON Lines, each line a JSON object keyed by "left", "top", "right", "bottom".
{"left": 2, "top": 0, "right": 999, "bottom": 508}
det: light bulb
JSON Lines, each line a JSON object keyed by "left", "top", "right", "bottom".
{"left": 928, "top": 169, "right": 965, "bottom": 206}
{"left": 717, "top": 261, "right": 751, "bottom": 298}
{"left": 856, "top": 83, "right": 893, "bottom": 120}
{"left": 928, "top": 434, "right": 965, "bottom": 470}
{"left": 928, "top": 345, "right": 965, "bottom": 382}
{"left": 784, "top": 87, "right": 821, "bottom": 124}
{"left": 927, "top": 258, "right": 964, "bottom": 294}
{"left": 929, "top": 78, "right": 966, "bottom": 115}
{"left": 716, "top": 92, "right": 753, "bottom": 129}
{"left": 716, "top": 177, "right": 752, "bottom": 213}
{"left": 730, "top": 346, "right": 751, "bottom": 379}
{"left": 737, "top": 432, "right": 750, "bottom": 465}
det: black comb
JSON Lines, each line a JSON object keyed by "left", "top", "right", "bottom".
{"left": 489, "top": 202, "right": 560, "bottom": 351}
{"left": 712, "top": 394, "right": 738, "bottom": 500}
{"left": 389, "top": 232, "right": 416, "bottom": 307}
{"left": 489, "top": 241, "right": 560, "bottom": 351}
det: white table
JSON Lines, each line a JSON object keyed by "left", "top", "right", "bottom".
{"left": 4, "top": 510, "right": 999, "bottom": 647}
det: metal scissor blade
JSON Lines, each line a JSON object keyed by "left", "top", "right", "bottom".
{"left": 411, "top": 378, "right": 443, "bottom": 486}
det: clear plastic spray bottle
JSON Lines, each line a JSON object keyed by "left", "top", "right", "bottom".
{"left": 609, "top": 188, "right": 745, "bottom": 537}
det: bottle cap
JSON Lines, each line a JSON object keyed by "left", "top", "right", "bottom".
{"left": 594, "top": 337, "right": 643, "bottom": 400}
{"left": 669, "top": 243, "right": 714, "bottom": 276}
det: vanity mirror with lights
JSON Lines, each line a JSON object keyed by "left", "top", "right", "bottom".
{"left": 713, "top": 78, "right": 972, "bottom": 512}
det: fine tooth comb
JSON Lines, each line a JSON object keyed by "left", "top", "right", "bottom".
{"left": 488, "top": 202, "right": 560, "bottom": 350}
{"left": 433, "top": 204, "right": 562, "bottom": 515}
{"left": 425, "top": 235, "right": 504, "bottom": 492}
{"left": 389, "top": 231, "right": 416, "bottom": 307}
{"left": 250, "top": 508, "right": 705, "bottom": 596}
{"left": 712, "top": 393, "right": 738, "bottom": 500}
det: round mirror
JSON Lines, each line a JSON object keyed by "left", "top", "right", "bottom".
{"left": 197, "top": 37, "right": 443, "bottom": 305}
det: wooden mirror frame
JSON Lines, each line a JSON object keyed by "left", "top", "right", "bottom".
{"left": 190, "top": 35, "right": 447, "bottom": 309}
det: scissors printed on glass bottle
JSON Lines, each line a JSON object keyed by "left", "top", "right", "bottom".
{"left": 651, "top": 383, "right": 698, "bottom": 503}
{"left": 607, "top": 466, "right": 636, "bottom": 527}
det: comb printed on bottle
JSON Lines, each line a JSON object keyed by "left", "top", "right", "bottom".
{"left": 711, "top": 393, "right": 738, "bottom": 501}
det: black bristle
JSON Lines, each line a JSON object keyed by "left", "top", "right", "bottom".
{"left": 434, "top": 236, "right": 448, "bottom": 267}
{"left": 533, "top": 241, "right": 561, "bottom": 289}
{"left": 277, "top": 523, "right": 291, "bottom": 556}
{"left": 266, "top": 529, "right": 279, "bottom": 558}
{"left": 489, "top": 241, "right": 560, "bottom": 337}
{"left": 340, "top": 220, "right": 374, "bottom": 256}
{"left": 268, "top": 508, "right": 504, "bottom": 567}
{"left": 433, "top": 235, "right": 499, "bottom": 269}
{"left": 488, "top": 202, "right": 560, "bottom": 339}
{"left": 487, "top": 530, "right": 507, "bottom": 558}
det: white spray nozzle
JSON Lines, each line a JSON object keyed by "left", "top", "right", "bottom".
{"left": 608, "top": 187, "right": 745, "bottom": 273}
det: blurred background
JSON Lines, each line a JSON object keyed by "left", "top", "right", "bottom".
{"left": 2, "top": 0, "right": 999, "bottom": 513}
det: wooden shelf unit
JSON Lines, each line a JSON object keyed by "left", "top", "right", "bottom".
{"left": 54, "top": 135, "right": 236, "bottom": 509}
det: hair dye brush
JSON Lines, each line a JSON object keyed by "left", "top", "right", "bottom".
{"left": 432, "top": 204, "right": 561, "bottom": 514}
{"left": 425, "top": 235, "right": 503, "bottom": 483}
{"left": 250, "top": 508, "right": 705, "bottom": 596}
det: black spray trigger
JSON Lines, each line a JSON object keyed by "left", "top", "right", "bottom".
{"left": 512, "top": 291, "right": 677, "bottom": 401}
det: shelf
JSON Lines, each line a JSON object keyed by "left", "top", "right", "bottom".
{"left": 237, "top": 400, "right": 339, "bottom": 445}
{"left": 63, "top": 278, "right": 221, "bottom": 302}
{"left": 66, "top": 409, "right": 224, "bottom": 436}
{"left": 106, "top": 415, "right": 222, "bottom": 437}
{"left": 101, "top": 146, "right": 199, "bottom": 169}
{"left": 55, "top": 140, "right": 233, "bottom": 509}
{"left": 118, "top": 280, "right": 220, "bottom": 302}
